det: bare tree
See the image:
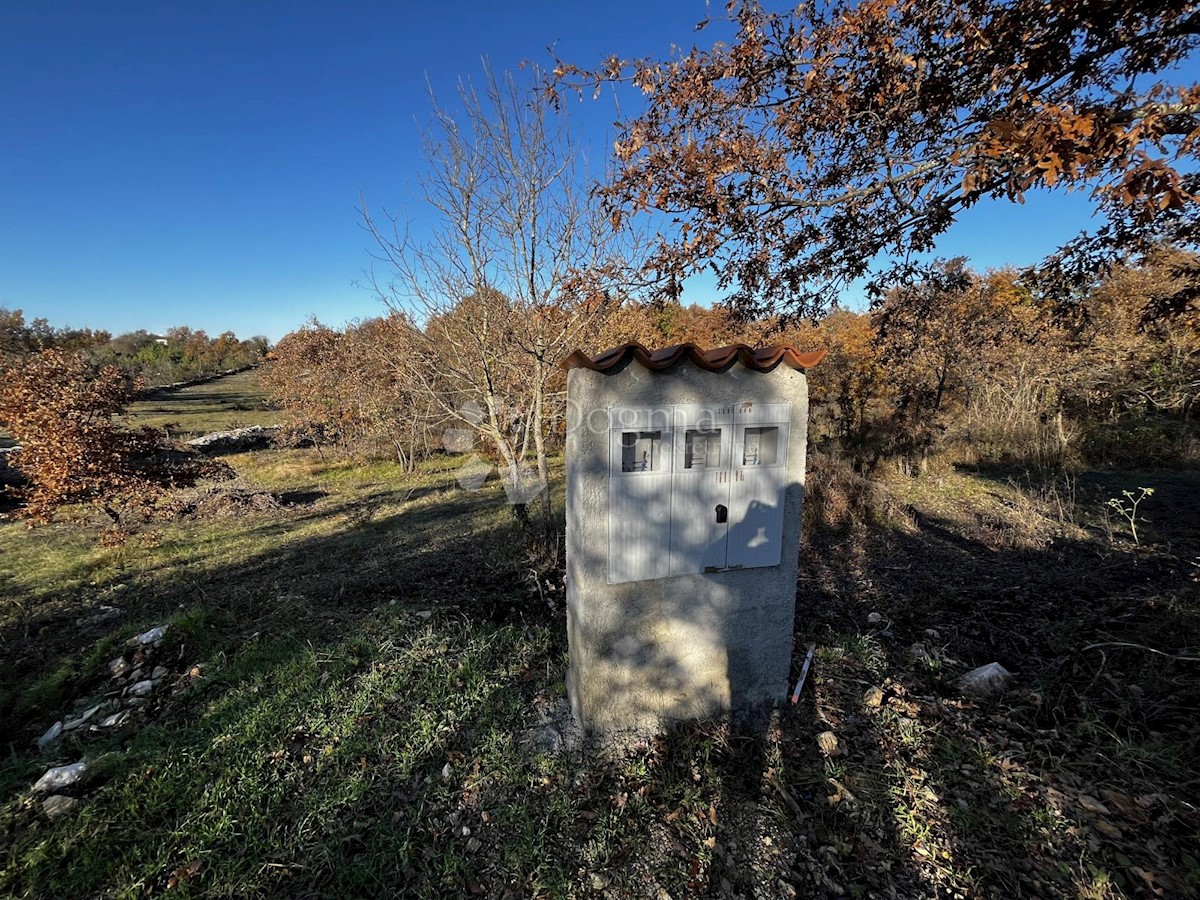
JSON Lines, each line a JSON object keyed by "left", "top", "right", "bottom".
{"left": 363, "top": 65, "right": 637, "bottom": 524}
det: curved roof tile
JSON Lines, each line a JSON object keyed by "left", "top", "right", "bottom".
{"left": 561, "top": 342, "right": 826, "bottom": 373}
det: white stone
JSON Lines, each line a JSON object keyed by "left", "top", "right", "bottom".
{"left": 126, "top": 679, "right": 155, "bottom": 697}
{"left": 134, "top": 626, "right": 167, "bottom": 646}
{"left": 151, "top": 666, "right": 169, "bottom": 680}
{"left": 41, "top": 795, "right": 79, "bottom": 818}
{"left": 958, "top": 662, "right": 1014, "bottom": 697}
{"left": 33, "top": 761, "right": 87, "bottom": 793}
{"left": 37, "top": 721, "right": 63, "bottom": 748}
{"left": 99, "top": 710, "right": 130, "bottom": 728}
{"left": 109, "top": 657, "right": 131, "bottom": 677}
{"left": 867, "top": 612, "right": 882, "bottom": 624}
{"left": 186, "top": 425, "right": 279, "bottom": 454}
{"left": 63, "top": 705, "right": 102, "bottom": 731}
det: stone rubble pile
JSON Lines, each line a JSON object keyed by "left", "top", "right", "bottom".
{"left": 186, "top": 425, "right": 280, "bottom": 455}
{"left": 31, "top": 623, "right": 204, "bottom": 820}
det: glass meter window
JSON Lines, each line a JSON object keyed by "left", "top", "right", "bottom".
{"left": 620, "top": 431, "right": 662, "bottom": 472}
{"left": 683, "top": 429, "right": 722, "bottom": 469}
{"left": 742, "top": 426, "right": 780, "bottom": 466}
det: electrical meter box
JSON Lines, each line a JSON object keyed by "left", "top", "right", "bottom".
{"left": 561, "top": 343, "right": 823, "bottom": 739}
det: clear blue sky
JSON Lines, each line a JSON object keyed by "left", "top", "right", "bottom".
{"left": 0, "top": 1, "right": 1176, "bottom": 341}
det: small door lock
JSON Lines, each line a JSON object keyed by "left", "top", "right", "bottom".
{"left": 715, "top": 504, "right": 728, "bottom": 523}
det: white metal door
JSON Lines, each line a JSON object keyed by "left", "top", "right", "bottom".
{"left": 669, "top": 404, "right": 733, "bottom": 575}
{"left": 608, "top": 408, "right": 674, "bottom": 584}
{"left": 726, "top": 403, "right": 791, "bottom": 570}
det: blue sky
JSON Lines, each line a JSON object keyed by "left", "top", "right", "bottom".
{"left": 0, "top": 2, "right": 1177, "bottom": 341}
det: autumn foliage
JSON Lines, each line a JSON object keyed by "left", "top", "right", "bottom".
{"left": 0, "top": 350, "right": 230, "bottom": 522}
{"left": 261, "top": 316, "right": 438, "bottom": 469}
{"left": 263, "top": 248, "right": 1198, "bottom": 480}
{"left": 554, "top": 0, "right": 1200, "bottom": 314}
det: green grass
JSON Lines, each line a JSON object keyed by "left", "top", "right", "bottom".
{"left": 128, "top": 368, "right": 280, "bottom": 438}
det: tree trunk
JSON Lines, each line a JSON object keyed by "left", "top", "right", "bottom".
{"left": 532, "top": 376, "right": 552, "bottom": 524}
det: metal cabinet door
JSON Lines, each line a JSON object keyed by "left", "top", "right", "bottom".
{"left": 608, "top": 409, "right": 674, "bottom": 584}
{"left": 669, "top": 404, "right": 734, "bottom": 575}
{"left": 726, "top": 403, "right": 791, "bottom": 570}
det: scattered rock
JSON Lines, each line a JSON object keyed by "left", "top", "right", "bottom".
{"left": 414, "top": 610, "right": 433, "bottom": 619}
{"left": 591, "top": 873, "right": 610, "bottom": 890}
{"left": 151, "top": 666, "right": 169, "bottom": 681}
{"left": 132, "top": 626, "right": 168, "bottom": 646}
{"left": 863, "top": 686, "right": 884, "bottom": 709}
{"left": 63, "top": 705, "right": 102, "bottom": 731}
{"left": 441, "top": 762, "right": 453, "bottom": 781}
{"left": 33, "top": 761, "right": 87, "bottom": 793}
{"left": 37, "top": 721, "right": 63, "bottom": 748}
{"left": 126, "top": 680, "right": 155, "bottom": 698}
{"left": 958, "top": 662, "right": 1014, "bottom": 697}
{"left": 41, "top": 795, "right": 79, "bottom": 819}
{"left": 109, "top": 657, "right": 132, "bottom": 678}
{"left": 925, "top": 628, "right": 941, "bottom": 640}
{"left": 867, "top": 612, "right": 882, "bottom": 624}
{"left": 99, "top": 710, "right": 131, "bottom": 729}
{"left": 817, "top": 731, "right": 842, "bottom": 757}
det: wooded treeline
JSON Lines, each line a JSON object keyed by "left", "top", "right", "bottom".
{"left": 262, "top": 245, "right": 1200, "bottom": 481}
{"left": 0, "top": 309, "right": 268, "bottom": 386}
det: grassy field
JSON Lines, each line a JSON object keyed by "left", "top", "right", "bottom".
{"left": 128, "top": 368, "right": 281, "bottom": 439}
{"left": 2, "top": 367, "right": 278, "bottom": 451}
{"left": 1, "top": 372, "right": 1198, "bottom": 898}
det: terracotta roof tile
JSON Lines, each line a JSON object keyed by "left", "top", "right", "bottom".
{"left": 561, "top": 342, "right": 826, "bottom": 373}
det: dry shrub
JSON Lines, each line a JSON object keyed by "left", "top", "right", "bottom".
{"left": 98, "top": 526, "right": 130, "bottom": 548}
{"left": 166, "top": 484, "right": 282, "bottom": 520}
{"left": 804, "top": 452, "right": 896, "bottom": 535}
{"left": 0, "top": 350, "right": 232, "bottom": 524}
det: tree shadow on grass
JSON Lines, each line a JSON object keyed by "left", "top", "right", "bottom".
{"left": 3, "top": 465, "right": 1199, "bottom": 897}
{"left": 792, "top": 484, "right": 1200, "bottom": 897}
{"left": 0, "top": 482, "right": 601, "bottom": 896}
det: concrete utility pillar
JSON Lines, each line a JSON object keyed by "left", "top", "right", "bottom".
{"left": 560, "top": 343, "right": 824, "bottom": 739}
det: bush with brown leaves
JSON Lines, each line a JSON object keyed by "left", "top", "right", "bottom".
{"left": 0, "top": 350, "right": 230, "bottom": 523}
